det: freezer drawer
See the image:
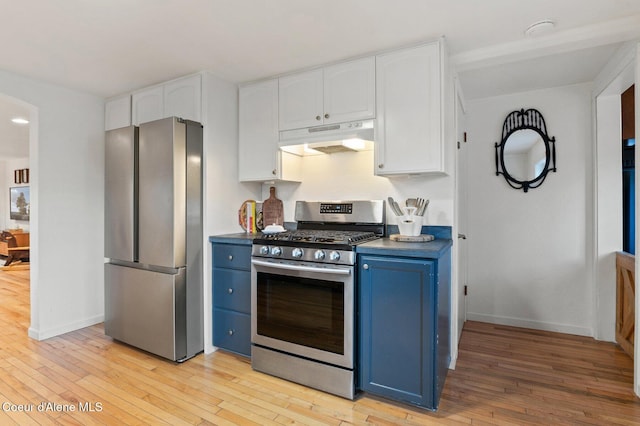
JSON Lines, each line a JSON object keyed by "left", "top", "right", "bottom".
{"left": 105, "top": 263, "right": 187, "bottom": 361}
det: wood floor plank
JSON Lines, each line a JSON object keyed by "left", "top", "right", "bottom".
{"left": 0, "top": 271, "right": 639, "bottom": 425}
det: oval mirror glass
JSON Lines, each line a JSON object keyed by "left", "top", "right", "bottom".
{"left": 503, "top": 129, "right": 546, "bottom": 182}
{"left": 495, "top": 108, "right": 556, "bottom": 192}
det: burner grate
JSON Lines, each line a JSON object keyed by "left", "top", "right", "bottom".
{"left": 261, "top": 229, "right": 377, "bottom": 246}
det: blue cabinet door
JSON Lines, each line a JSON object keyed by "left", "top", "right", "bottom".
{"left": 358, "top": 255, "right": 436, "bottom": 408}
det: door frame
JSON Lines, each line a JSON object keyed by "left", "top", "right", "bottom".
{"left": 592, "top": 40, "right": 639, "bottom": 397}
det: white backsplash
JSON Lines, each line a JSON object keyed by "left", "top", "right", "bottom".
{"left": 261, "top": 150, "right": 454, "bottom": 226}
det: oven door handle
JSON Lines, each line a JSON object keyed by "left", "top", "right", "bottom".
{"left": 251, "top": 259, "right": 352, "bottom": 275}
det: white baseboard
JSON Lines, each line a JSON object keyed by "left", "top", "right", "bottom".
{"left": 28, "top": 314, "right": 104, "bottom": 341}
{"left": 466, "top": 312, "right": 593, "bottom": 337}
{"left": 448, "top": 354, "right": 457, "bottom": 370}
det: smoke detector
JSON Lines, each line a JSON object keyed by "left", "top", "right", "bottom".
{"left": 525, "top": 20, "right": 555, "bottom": 36}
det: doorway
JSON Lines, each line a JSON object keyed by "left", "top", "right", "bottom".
{"left": 0, "top": 93, "right": 35, "bottom": 331}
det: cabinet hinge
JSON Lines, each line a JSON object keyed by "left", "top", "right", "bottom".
{"left": 464, "top": 285, "right": 468, "bottom": 296}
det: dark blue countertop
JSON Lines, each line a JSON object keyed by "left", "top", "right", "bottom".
{"left": 209, "top": 231, "right": 452, "bottom": 259}
{"left": 356, "top": 238, "right": 452, "bottom": 259}
{"left": 208, "top": 233, "right": 255, "bottom": 245}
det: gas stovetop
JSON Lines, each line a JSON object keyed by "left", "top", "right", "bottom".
{"left": 252, "top": 230, "right": 379, "bottom": 265}
{"left": 251, "top": 200, "right": 385, "bottom": 265}
{"left": 257, "top": 229, "right": 378, "bottom": 245}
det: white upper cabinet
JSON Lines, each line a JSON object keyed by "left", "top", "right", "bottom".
{"left": 278, "top": 56, "right": 375, "bottom": 130}
{"left": 132, "top": 86, "right": 164, "bottom": 125}
{"left": 279, "top": 69, "right": 324, "bottom": 130}
{"left": 375, "top": 41, "right": 444, "bottom": 175}
{"left": 164, "top": 74, "right": 202, "bottom": 123}
{"left": 131, "top": 74, "right": 202, "bottom": 126}
{"left": 323, "top": 57, "right": 376, "bottom": 125}
{"left": 105, "top": 95, "right": 131, "bottom": 131}
{"left": 239, "top": 79, "right": 300, "bottom": 182}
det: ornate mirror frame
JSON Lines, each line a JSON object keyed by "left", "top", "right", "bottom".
{"left": 494, "top": 108, "right": 557, "bottom": 193}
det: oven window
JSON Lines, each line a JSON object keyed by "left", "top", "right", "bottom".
{"left": 257, "top": 272, "right": 344, "bottom": 354}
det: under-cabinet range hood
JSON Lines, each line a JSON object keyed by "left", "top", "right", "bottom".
{"left": 279, "top": 119, "right": 374, "bottom": 156}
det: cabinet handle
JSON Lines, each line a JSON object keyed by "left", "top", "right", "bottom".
{"left": 315, "top": 115, "right": 321, "bottom": 121}
{"left": 228, "top": 255, "right": 233, "bottom": 261}
{"left": 228, "top": 288, "right": 234, "bottom": 294}
{"left": 363, "top": 264, "right": 369, "bottom": 270}
{"left": 324, "top": 113, "right": 330, "bottom": 119}
{"left": 228, "top": 329, "right": 234, "bottom": 336}
{"left": 272, "top": 169, "right": 277, "bottom": 175}
{"left": 378, "top": 164, "right": 384, "bottom": 169}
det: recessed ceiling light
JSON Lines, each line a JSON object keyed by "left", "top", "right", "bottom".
{"left": 525, "top": 19, "right": 555, "bottom": 36}
{"left": 11, "top": 117, "right": 29, "bottom": 125}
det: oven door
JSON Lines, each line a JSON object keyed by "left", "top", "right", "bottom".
{"left": 251, "top": 258, "right": 354, "bottom": 369}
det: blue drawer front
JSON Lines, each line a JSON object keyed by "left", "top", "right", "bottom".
{"left": 212, "top": 269, "right": 251, "bottom": 314}
{"left": 213, "top": 309, "right": 251, "bottom": 357}
{"left": 213, "top": 244, "right": 251, "bottom": 271}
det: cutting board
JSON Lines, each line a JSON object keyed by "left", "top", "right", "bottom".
{"left": 389, "top": 234, "right": 434, "bottom": 242}
{"left": 262, "top": 187, "right": 284, "bottom": 227}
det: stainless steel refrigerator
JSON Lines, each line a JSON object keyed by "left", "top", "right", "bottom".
{"left": 104, "top": 116, "right": 203, "bottom": 362}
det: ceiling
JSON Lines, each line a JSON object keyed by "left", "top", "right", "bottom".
{"left": 1, "top": 0, "right": 640, "bottom": 159}
{"left": 0, "top": 97, "right": 30, "bottom": 159}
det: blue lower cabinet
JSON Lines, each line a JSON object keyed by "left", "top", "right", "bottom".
{"left": 358, "top": 254, "right": 450, "bottom": 410}
{"left": 211, "top": 242, "right": 252, "bottom": 357}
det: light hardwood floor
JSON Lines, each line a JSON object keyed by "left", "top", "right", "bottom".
{"left": 0, "top": 270, "right": 638, "bottom": 425}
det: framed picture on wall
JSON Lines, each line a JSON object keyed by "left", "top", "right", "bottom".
{"left": 10, "top": 186, "right": 30, "bottom": 221}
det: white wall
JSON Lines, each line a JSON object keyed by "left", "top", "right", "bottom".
{"left": 202, "top": 73, "right": 261, "bottom": 236}
{"left": 0, "top": 70, "right": 105, "bottom": 340}
{"left": 465, "top": 83, "right": 594, "bottom": 336}
{"left": 259, "top": 150, "right": 455, "bottom": 227}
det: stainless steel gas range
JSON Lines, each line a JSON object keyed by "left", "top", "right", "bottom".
{"left": 250, "top": 200, "right": 385, "bottom": 399}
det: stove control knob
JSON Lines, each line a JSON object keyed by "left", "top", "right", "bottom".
{"left": 329, "top": 251, "right": 341, "bottom": 262}
{"left": 270, "top": 246, "right": 282, "bottom": 256}
{"left": 314, "top": 250, "right": 326, "bottom": 261}
{"left": 292, "top": 248, "right": 304, "bottom": 258}
{"left": 259, "top": 246, "right": 269, "bottom": 255}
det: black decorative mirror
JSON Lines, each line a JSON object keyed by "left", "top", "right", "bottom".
{"left": 495, "top": 108, "right": 556, "bottom": 192}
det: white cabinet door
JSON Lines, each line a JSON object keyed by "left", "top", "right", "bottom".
{"left": 132, "top": 86, "right": 164, "bottom": 125}
{"left": 164, "top": 75, "right": 202, "bottom": 123}
{"left": 279, "top": 69, "right": 324, "bottom": 130}
{"left": 240, "top": 80, "right": 301, "bottom": 182}
{"left": 279, "top": 59, "right": 375, "bottom": 130}
{"left": 323, "top": 57, "right": 375, "bottom": 124}
{"left": 375, "top": 42, "right": 443, "bottom": 175}
{"left": 239, "top": 80, "right": 280, "bottom": 181}
{"left": 105, "top": 95, "right": 131, "bottom": 130}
